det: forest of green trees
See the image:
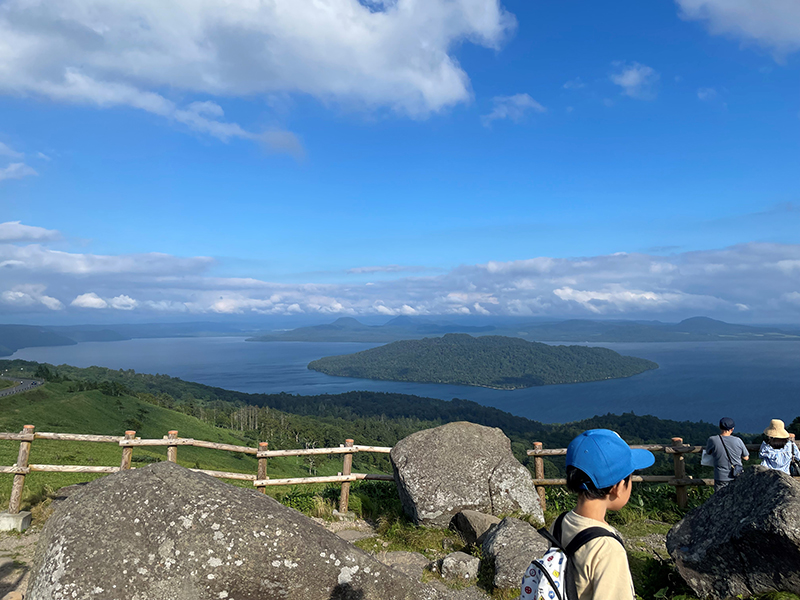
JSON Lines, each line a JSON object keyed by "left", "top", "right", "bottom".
{"left": 308, "top": 333, "right": 658, "bottom": 389}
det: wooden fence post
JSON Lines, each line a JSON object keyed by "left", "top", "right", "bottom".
{"left": 8, "top": 425, "right": 34, "bottom": 514}
{"left": 339, "top": 439, "right": 354, "bottom": 514}
{"left": 167, "top": 430, "right": 178, "bottom": 463}
{"left": 257, "top": 442, "right": 268, "bottom": 494}
{"left": 120, "top": 430, "right": 135, "bottom": 470}
{"left": 533, "top": 441, "right": 546, "bottom": 512}
{"left": 672, "top": 437, "right": 688, "bottom": 509}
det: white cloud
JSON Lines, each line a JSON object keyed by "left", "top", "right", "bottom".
{"left": 36, "top": 152, "right": 51, "bottom": 161}
{"left": 5, "top": 223, "right": 800, "bottom": 320}
{"left": 676, "top": 0, "right": 800, "bottom": 56}
{"left": 563, "top": 78, "right": 585, "bottom": 90}
{"left": 0, "top": 163, "right": 37, "bottom": 182}
{"left": 0, "top": 141, "right": 23, "bottom": 159}
{"left": 1, "top": 284, "right": 64, "bottom": 310}
{"left": 348, "top": 265, "right": 426, "bottom": 274}
{"left": 0, "top": 222, "right": 60, "bottom": 243}
{"left": 71, "top": 293, "right": 108, "bottom": 309}
{"left": 697, "top": 87, "right": 717, "bottom": 100}
{"left": 0, "top": 244, "right": 212, "bottom": 275}
{"left": 610, "top": 61, "right": 659, "bottom": 100}
{"left": 481, "top": 93, "right": 546, "bottom": 126}
{"left": 108, "top": 295, "right": 138, "bottom": 310}
{"left": 0, "top": 0, "right": 516, "bottom": 149}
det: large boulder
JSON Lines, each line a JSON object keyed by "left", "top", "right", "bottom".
{"left": 390, "top": 422, "right": 543, "bottom": 527}
{"left": 451, "top": 510, "right": 501, "bottom": 546}
{"left": 481, "top": 517, "right": 549, "bottom": 590}
{"left": 667, "top": 468, "right": 800, "bottom": 599}
{"left": 27, "top": 461, "right": 450, "bottom": 600}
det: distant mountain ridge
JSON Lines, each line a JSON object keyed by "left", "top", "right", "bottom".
{"left": 0, "top": 322, "right": 255, "bottom": 357}
{"left": 2, "top": 316, "right": 798, "bottom": 357}
{"left": 249, "top": 316, "right": 800, "bottom": 344}
{"left": 248, "top": 316, "right": 496, "bottom": 343}
{"left": 308, "top": 333, "right": 659, "bottom": 389}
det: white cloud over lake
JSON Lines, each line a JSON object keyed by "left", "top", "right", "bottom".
{"left": 1, "top": 221, "right": 800, "bottom": 321}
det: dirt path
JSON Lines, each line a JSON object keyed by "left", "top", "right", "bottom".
{"left": 0, "top": 527, "right": 39, "bottom": 598}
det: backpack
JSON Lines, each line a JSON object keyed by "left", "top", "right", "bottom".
{"left": 520, "top": 511, "right": 623, "bottom": 600}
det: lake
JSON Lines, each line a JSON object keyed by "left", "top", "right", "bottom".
{"left": 10, "top": 338, "right": 800, "bottom": 433}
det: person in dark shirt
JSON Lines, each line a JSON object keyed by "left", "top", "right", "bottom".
{"left": 705, "top": 417, "right": 749, "bottom": 490}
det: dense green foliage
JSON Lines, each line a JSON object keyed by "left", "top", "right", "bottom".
{"left": 308, "top": 333, "right": 658, "bottom": 389}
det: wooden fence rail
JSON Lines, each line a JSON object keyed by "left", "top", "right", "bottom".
{"left": 528, "top": 439, "right": 799, "bottom": 510}
{"left": 0, "top": 425, "right": 393, "bottom": 516}
{"left": 6, "top": 426, "right": 787, "bottom": 517}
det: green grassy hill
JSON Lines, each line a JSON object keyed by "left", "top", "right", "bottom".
{"left": 0, "top": 382, "right": 353, "bottom": 510}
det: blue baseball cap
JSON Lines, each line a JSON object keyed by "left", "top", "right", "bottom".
{"left": 566, "top": 429, "right": 655, "bottom": 490}
{"left": 719, "top": 417, "right": 735, "bottom": 430}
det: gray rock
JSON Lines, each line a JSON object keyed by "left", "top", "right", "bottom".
{"left": 336, "top": 529, "right": 376, "bottom": 543}
{"left": 440, "top": 552, "right": 480, "bottom": 580}
{"left": 391, "top": 422, "right": 544, "bottom": 527}
{"left": 379, "top": 551, "right": 431, "bottom": 580}
{"left": 27, "top": 461, "right": 448, "bottom": 600}
{"left": 481, "top": 517, "right": 549, "bottom": 589}
{"left": 667, "top": 468, "right": 800, "bottom": 599}
{"left": 451, "top": 510, "right": 501, "bottom": 546}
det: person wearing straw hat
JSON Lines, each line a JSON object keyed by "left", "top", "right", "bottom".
{"left": 759, "top": 419, "right": 800, "bottom": 474}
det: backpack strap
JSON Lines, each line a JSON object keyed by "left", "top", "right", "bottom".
{"left": 565, "top": 526, "right": 623, "bottom": 555}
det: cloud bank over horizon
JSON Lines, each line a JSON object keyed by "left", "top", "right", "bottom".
{"left": 1, "top": 222, "right": 799, "bottom": 323}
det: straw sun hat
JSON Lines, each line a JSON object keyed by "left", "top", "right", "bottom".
{"left": 764, "top": 419, "right": 790, "bottom": 439}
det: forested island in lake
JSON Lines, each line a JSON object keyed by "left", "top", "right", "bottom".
{"left": 307, "top": 333, "right": 658, "bottom": 389}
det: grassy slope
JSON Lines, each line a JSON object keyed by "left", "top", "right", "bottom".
{"left": 0, "top": 382, "right": 348, "bottom": 508}
{"left": 0, "top": 379, "right": 13, "bottom": 390}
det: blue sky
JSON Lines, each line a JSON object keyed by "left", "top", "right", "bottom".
{"left": 1, "top": 0, "right": 799, "bottom": 323}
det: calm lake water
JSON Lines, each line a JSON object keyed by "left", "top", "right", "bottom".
{"left": 10, "top": 338, "right": 800, "bottom": 433}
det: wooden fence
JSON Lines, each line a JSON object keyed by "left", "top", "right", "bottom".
{"left": 4, "top": 427, "right": 787, "bottom": 517}
{"left": 528, "top": 437, "right": 794, "bottom": 510}
{"left": 0, "top": 425, "right": 393, "bottom": 516}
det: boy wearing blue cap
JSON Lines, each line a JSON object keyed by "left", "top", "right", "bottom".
{"left": 556, "top": 429, "right": 654, "bottom": 599}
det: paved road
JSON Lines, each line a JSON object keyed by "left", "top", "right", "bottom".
{"left": 0, "top": 377, "right": 43, "bottom": 398}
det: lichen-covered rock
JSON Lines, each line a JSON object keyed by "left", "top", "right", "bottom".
{"left": 451, "top": 510, "right": 501, "bottom": 546}
{"left": 667, "top": 467, "right": 800, "bottom": 599}
{"left": 27, "top": 461, "right": 447, "bottom": 600}
{"left": 440, "top": 552, "right": 480, "bottom": 580}
{"left": 481, "top": 517, "right": 549, "bottom": 589}
{"left": 391, "top": 422, "right": 543, "bottom": 527}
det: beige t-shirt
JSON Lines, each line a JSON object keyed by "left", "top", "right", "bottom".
{"left": 552, "top": 511, "right": 635, "bottom": 600}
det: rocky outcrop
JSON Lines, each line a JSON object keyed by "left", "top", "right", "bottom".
{"left": 667, "top": 467, "right": 800, "bottom": 599}
{"left": 390, "top": 422, "right": 544, "bottom": 527}
{"left": 481, "top": 517, "right": 549, "bottom": 589}
{"left": 451, "top": 510, "right": 501, "bottom": 546}
{"left": 27, "top": 461, "right": 451, "bottom": 600}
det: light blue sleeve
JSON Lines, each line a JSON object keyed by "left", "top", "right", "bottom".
{"left": 759, "top": 441, "right": 772, "bottom": 460}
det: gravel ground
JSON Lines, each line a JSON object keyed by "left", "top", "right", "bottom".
{"left": 0, "top": 527, "right": 40, "bottom": 598}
